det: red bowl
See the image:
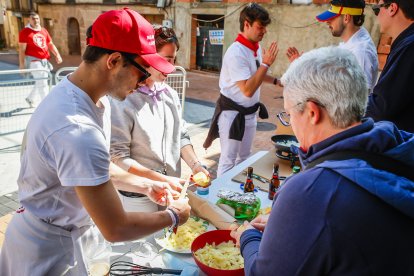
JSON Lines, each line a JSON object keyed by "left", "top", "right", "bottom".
{"left": 191, "top": 230, "right": 244, "bottom": 276}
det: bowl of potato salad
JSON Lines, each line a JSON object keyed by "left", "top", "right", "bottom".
{"left": 191, "top": 230, "right": 244, "bottom": 276}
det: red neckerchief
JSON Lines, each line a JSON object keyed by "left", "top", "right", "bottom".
{"left": 235, "top": 34, "right": 259, "bottom": 57}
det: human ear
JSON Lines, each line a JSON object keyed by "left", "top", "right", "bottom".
{"left": 307, "top": 101, "right": 322, "bottom": 125}
{"left": 106, "top": 52, "right": 122, "bottom": 69}
{"left": 389, "top": 2, "right": 399, "bottom": 16}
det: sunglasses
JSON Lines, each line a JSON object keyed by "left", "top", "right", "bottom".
{"left": 155, "top": 27, "right": 176, "bottom": 40}
{"left": 372, "top": 3, "right": 391, "bottom": 16}
{"left": 123, "top": 55, "right": 151, "bottom": 83}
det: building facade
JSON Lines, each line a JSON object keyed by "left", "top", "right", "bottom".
{"left": 2, "top": 0, "right": 389, "bottom": 74}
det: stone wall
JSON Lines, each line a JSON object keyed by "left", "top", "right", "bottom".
{"left": 175, "top": 2, "right": 380, "bottom": 76}
{"left": 37, "top": 4, "right": 166, "bottom": 55}
{"left": 36, "top": 2, "right": 381, "bottom": 76}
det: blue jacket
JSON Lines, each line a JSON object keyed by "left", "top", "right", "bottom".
{"left": 366, "top": 23, "right": 414, "bottom": 132}
{"left": 240, "top": 119, "right": 414, "bottom": 275}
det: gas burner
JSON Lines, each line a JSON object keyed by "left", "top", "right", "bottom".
{"left": 275, "top": 150, "right": 299, "bottom": 168}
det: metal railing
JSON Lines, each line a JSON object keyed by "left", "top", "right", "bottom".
{"left": 54, "top": 67, "right": 78, "bottom": 84}
{"left": 166, "top": 66, "right": 189, "bottom": 117}
{"left": 54, "top": 66, "right": 189, "bottom": 116}
{"left": 0, "top": 69, "right": 52, "bottom": 136}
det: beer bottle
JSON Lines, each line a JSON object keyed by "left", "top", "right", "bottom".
{"left": 292, "top": 166, "right": 300, "bottom": 175}
{"left": 268, "top": 163, "right": 280, "bottom": 200}
{"left": 244, "top": 167, "right": 255, "bottom": 193}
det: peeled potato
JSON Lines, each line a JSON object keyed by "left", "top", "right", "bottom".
{"left": 193, "top": 172, "right": 210, "bottom": 187}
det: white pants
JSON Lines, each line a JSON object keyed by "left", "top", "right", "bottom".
{"left": 217, "top": 111, "right": 257, "bottom": 176}
{"left": 0, "top": 209, "right": 104, "bottom": 276}
{"left": 27, "top": 60, "right": 50, "bottom": 105}
{"left": 118, "top": 193, "right": 158, "bottom": 213}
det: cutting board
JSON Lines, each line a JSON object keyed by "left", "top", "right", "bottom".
{"left": 232, "top": 149, "right": 297, "bottom": 192}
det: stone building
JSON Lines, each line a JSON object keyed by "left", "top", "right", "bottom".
{"left": 2, "top": 0, "right": 391, "bottom": 74}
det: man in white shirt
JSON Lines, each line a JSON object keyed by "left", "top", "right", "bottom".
{"left": 204, "top": 3, "right": 278, "bottom": 176}
{"left": 287, "top": 0, "right": 378, "bottom": 92}
{"left": 0, "top": 8, "right": 190, "bottom": 275}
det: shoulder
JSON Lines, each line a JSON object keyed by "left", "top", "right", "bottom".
{"left": 19, "top": 28, "right": 31, "bottom": 35}
{"left": 278, "top": 167, "right": 340, "bottom": 206}
{"left": 225, "top": 42, "right": 246, "bottom": 58}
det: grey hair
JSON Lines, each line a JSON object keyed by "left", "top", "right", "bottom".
{"left": 281, "top": 46, "right": 368, "bottom": 129}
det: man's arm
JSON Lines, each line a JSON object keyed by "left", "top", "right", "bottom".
{"left": 48, "top": 42, "right": 62, "bottom": 64}
{"left": 75, "top": 179, "right": 190, "bottom": 242}
{"left": 237, "top": 42, "right": 279, "bottom": 98}
{"left": 109, "top": 162, "right": 180, "bottom": 204}
{"left": 365, "top": 48, "right": 414, "bottom": 122}
{"left": 19, "top": 42, "right": 27, "bottom": 70}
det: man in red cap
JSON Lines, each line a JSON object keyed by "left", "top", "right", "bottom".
{"left": 287, "top": 0, "right": 378, "bottom": 92}
{"left": 0, "top": 8, "right": 190, "bottom": 275}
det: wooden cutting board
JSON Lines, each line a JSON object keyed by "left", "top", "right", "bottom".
{"left": 232, "top": 149, "right": 298, "bottom": 192}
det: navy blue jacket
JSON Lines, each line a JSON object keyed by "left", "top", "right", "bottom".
{"left": 366, "top": 23, "right": 414, "bottom": 133}
{"left": 240, "top": 119, "right": 414, "bottom": 275}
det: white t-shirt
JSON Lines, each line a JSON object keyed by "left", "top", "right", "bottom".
{"left": 219, "top": 41, "right": 263, "bottom": 107}
{"left": 338, "top": 27, "right": 379, "bottom": 91}
{"left": 18, "top": 77, "right": 111, "bottom": 229}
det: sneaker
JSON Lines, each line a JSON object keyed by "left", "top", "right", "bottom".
{"left": 25, "top": 98, "right": 34, "bottom": 108}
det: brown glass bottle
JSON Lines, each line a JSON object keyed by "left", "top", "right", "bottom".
{"left": 268, "top": 163, "right": 280, "bottom": 200}
{"left": 244, "top": 167, "right": 255, "bottom": 193}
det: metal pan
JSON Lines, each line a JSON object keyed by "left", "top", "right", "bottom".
{"left": 271, "top": 135, "right": 299, "bottom": 154}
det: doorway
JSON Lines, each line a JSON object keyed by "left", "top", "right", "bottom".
{"left": 194, "top": 14, "right": 224, "bottom": 72}
{"left": 67, "top": 17, "right": 80, "bottom": 55}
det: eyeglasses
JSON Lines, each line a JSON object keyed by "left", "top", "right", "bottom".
{"left": 372, "top": 3, "right": 391, "bottom": 16}
{"left": 276, "top": 99, "right": 325, "bottom": 126}
{"left": 276, "top": 111, "right": 291, "bottom": 126}
{"left": 123, "top": 55, "right": 151, "bottom": 83}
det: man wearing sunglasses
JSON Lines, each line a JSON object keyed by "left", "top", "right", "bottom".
{"left": 365, "top": 0, "right": 414, "bottom": 133}
{"left": 287, "top": 0, "right": 378, "bottom": 93}
{"left": 0, "top": 8, "right": 191, "bottom": 275}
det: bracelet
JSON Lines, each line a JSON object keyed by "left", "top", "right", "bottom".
{"left": 261, "top": 63, "right": 269, "bottom": 68}
{"left": 273, "top": 77, "right": 278, "bottom": 85}
{"left": 190, "top": 160, "right": 201, "bottom": 170}
{"left": 167, "top": 207, "right": 179, "bottom": 228}
{"left": 166, "top": 208, "right": 176, "bottom": 228}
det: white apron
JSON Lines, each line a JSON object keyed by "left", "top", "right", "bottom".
{"left": 0, "top": 207, "right": 106, "bottom": 276}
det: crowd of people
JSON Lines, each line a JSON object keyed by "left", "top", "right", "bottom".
{"left": 1, "top": 0, "right": 414, "bottom": 275}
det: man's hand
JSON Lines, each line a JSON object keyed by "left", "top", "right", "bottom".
{"left": 262, "top": 41, "right": 279, "bottom": 67}
{"left": 250, "top": 214, "right": 269, "bottom": 232}
{"left": 165, "top": 176, "right": 184, "bottom": 192}
{"left": 230, "top": 221, "right": 255, "bottom": 247}
{"left": 166, "top": 189, "right": 191, "bottom": 226}
{"left": 55, "top": 55, "right": 63, "bottom": 64}
{"left": 286, "top": 47, "right": 302, "bottom": 63}
{"left": 145, "top": 181, "right": 180, "bottom": 205}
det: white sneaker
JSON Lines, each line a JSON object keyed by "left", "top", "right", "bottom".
{"left": 25, "top": 98, "right": 34, "bottom": 108}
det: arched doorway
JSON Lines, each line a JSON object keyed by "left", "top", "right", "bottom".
{"left": 67, "top": 18, "right": 80, "bottom": 55}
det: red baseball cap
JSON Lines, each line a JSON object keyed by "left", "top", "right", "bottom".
{"left": 87, "top": 8, "right": 175, "bottom": 74}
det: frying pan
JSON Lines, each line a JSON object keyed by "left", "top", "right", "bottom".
{"left": 271, "top": 135, "right": 299, "bottom": 153}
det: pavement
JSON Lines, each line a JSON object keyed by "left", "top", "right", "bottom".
{"left": 0, "top": 51, "right": 284, "bottom": 247}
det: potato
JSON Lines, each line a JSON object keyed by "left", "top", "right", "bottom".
{"left": 193, "top": 172, "right": 210, "bottom": 187}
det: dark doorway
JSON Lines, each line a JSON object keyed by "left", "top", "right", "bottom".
{"left": 194, "top": 14, "right": 224, "bottom": 72}
{"left": 67, "top": 17, "right": 81, "bottom": 55}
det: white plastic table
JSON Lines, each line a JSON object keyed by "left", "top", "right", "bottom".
{"left": 109, "top": 151, "right": 271, "bottom": 275}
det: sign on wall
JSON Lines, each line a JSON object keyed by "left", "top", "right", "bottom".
{"left": 209, "top": 30, "right": 224, "bottom": 45}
